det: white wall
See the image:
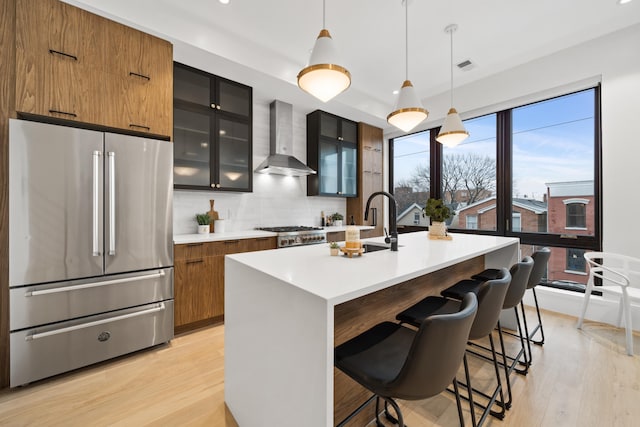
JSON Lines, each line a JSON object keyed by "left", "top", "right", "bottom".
{"left": 389, "top": 24, "right": 640, "bottom": 328}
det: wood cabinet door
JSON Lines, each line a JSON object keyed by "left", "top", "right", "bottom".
{"left": 174, "top": 257, "right": 223, "bottom": 327}
{"left": 15, "top": 0, "right": 106, "bottom": 123}
{"left": 104, "top": 23, "right": 173, "bottom": 137}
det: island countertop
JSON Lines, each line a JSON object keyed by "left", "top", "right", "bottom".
{"left": 224, "top": 231, "right": 519, "bottom": 427}
{"left": 226, "top": 231, "right": 519, "bottom": 305}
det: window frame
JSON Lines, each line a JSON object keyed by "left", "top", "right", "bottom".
{"left": 389, "top": 86, "right": 602, "bottom": 253}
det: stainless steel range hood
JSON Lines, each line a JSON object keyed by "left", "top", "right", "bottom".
{"left": 254, "top": 100, "right": 316, "bottom": 176}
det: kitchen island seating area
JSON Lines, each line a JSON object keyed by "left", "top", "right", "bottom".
{"left": 397, "top": 269, "right": 512, "bottom": 427}
{"left": 334, "top": 293, "right": 478, "bottom": 427}
{"left": 225, "top": 232, "right": 521, "bottom": 427}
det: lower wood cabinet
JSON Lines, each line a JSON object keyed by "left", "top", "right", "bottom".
{"left": 174, "top": 236, "right": 276, "bottom": 334}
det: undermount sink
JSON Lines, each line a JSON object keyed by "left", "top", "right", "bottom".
{"left": 362, "top": 243, "right": 392, "bottom": 253}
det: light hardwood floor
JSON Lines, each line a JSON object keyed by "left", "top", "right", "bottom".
{"left": 0, "top": 308, "right": 639, "bottom": 427}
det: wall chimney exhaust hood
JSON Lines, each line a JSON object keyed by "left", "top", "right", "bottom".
{"left": 255, "top": 100, "right": 316, "bottom": 177}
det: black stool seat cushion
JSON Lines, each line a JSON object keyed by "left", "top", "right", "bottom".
{"left": 471, "top": 268, "right": 502, "bottom": 281}
{"left": 440, "top": 279, "right": 483, "bottom": 300}
{"left": 396, "top": 296, "right": 461, "bottom": 327}
{"left": 335, "top": 322, "right": 414, "bottom": 396}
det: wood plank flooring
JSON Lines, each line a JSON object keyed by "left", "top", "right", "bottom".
{"left": 0, "top": 308, "right": 639, "bottom": 426}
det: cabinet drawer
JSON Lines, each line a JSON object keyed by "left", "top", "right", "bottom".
{"left": 175, "top": 243, "right": 207, "bottom": 260}
{"left": 10, "top": 300, "right": 173, "bottom": 387}
{"left": 242, "top": 237, "right": 277, "bottom": 252}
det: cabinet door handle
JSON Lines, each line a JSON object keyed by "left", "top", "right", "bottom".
{"left": 49, "top": 109, "right": 77, "bottom": 118}
{"left": 224, "top": 240, "right": 240, "bottom": 244}
{"left": 129, "top": 124, "right": 151, "bottom": 131}
{"left": 371, "top": 207, "right": 377, "bottom": 227}
{"left": 129, "top": 71, "right": 151, "bottom": 81}
{"left": 49, "top": 49, "right": 77, "bottom": 61}
{"left": 187, "top": 243, "right": 204, "bottom": 247}
{"left": 210, "top": 103, "right": 217, "bottom": 109}
{"left": 186, "top": 259, "right": 204, "bottom": 264}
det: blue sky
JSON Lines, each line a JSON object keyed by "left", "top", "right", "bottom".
{"left": 393, "top": 89, "right": 595, "bottom": 200}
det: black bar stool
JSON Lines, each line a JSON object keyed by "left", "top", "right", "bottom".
{"left": 335, "top": 293, "right": 478, "bottom": 427}
{"left": 442, "top": 257, "right": 534, "bottom": 409}
{"left": 396, "top": 270, "right": 511, "bottom": 427}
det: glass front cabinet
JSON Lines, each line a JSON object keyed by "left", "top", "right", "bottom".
{"left": 173, "top": 62, "right": 253, "bottom": 192}
{"left": 307, "top": 110, "right": 358, "bottom": 197}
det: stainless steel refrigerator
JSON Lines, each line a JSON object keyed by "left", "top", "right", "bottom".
{"left": 9, "top": 119, "right": 174, "bottom": 387}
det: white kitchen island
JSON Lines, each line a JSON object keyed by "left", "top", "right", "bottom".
{"left": 224, "top": 231, "right": 519, "bottom": 427}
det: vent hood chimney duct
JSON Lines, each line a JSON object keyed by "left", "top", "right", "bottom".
{"left": 254, "top": 100, "right": 316, "bottom": 177}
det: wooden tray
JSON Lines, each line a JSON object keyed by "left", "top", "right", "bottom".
{"left": 340, "top": 247, "right": 364, "bottom": 258}
{"left": 428, "top": 233, "right": 453, "bottom": 240}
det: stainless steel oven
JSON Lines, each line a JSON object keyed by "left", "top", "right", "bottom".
{"left": 256, "top": 226, "right": 327, "bottom": 248}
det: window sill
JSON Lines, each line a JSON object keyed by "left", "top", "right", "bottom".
{"left": 564, "top": 227, "right": 588, "bottom": 231}
{"left": 563, "top": 270, "right": 588, "bottom": 276}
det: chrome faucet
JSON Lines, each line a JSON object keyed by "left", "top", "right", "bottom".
{"left": 364, "top": 191, "right": 399, "bottom": 251}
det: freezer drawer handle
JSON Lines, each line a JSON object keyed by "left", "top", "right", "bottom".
{"left": 25, "top": 271, "right": 166, "bottom": 297}
{"left": 92, "top": 150, "right": 102, "bottom": 256}
{"left": 25, "top": 302, "right": 166, "bottom": 341}
{"left": 108, "top": 152, "right": 116, "bottom": 255}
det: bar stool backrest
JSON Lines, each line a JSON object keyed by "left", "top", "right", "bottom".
{"left": 469, "top": 268, "right": 511, "bottom": 341}
{"left": 527, "top": 248, "right": 551, "bottom": 290}
{"left": 390, "top": 293, "right": 478, "bottom": 400}
{"left": 503, "top": 256, "right": 534, "bottom": 309}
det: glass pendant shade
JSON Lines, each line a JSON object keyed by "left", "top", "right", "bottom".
{"left": 297, "top": 29, "right": 351, "bottom": 102}
{"left": 387, "top": 80, "right": 428, "bottom": 132}
{"left": 436, "top": 108, "right": 469, "bottom": 147}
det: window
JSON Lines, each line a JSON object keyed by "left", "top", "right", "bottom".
{"left": 389, "top": 87, "right": 601, "bottom": 293}
{"left": 443, "top": 114, "right": 497, "bottom": 231}
{"left": 391, "top": 131, "right": 430, "bottom": 228}
{"left": 413, "top": 212, "right": 420, "bottom": 225}
{"left": 566, "top": 203, "right": 587, "bottom": 228}
{"left": 512, "top": 212, "right": 522, "bottom": 232}
{"left": 566, "top": 248, "right": 586, "bottom": 273}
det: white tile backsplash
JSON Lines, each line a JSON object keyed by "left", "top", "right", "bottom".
{"left": 173, "top": 101, "right": 345, "bottom": 235}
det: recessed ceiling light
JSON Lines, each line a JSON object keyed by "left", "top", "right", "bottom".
{"left": 618, "top": 0, "right": 632, "bottom": 4}
{"left": 219, "top": 0, "right": 230, "bottom": 4}
{"left": 392, "top": 90, "right": 399, "bottom": 95}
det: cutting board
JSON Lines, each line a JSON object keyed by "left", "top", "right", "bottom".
{"left": 208, "top": 200, "right": 220, "bottom": 232}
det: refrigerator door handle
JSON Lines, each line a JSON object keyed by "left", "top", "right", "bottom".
{"left": 108, "top": 151, "right": 116, "bottom": 256}
{"left": 92, "top": 150, "right": 102, "bottom": 256}
{"left": 25, "top": 302, "right": 166, "bottom": 341}
{"left": 25, "top": 270, "right": 166, "bottom": 297}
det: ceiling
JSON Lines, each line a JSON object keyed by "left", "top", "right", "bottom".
{"left": 70, "top": 0, "right": 640, "bottom": 130}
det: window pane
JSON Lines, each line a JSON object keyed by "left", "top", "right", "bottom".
{"left": 393, "top": 131, "right": 430, "bottom": 227}
{"left": 446, "top": 114, "right": 497, "bottom": 231}
{"left": 520, "top": 244, "right": 589, "bottom": 292}
{"left": 512, "top": 89, "right": 595, "bottom": 236}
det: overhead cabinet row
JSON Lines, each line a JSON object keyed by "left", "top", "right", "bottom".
{"left": 14, "top": 0, "right": 173, "bottom": 138}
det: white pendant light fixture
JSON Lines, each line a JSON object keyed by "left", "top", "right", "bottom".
{"left": 436, "top": 24, "right": 469, "bottom": 147}
{"left": 297, "top": 0, "right": 351, "bottom": 102}
{"left": 387, "top": 0, "right": 428, "bottom": 133}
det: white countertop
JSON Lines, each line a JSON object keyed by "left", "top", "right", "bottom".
{"left": 173, "top": 230, "right": 277, "bottom": 244}
{"left": 324, "top": 225, "right": 375, "bottom": 233}
{"left": 227, "top": 231, "right": 519, "bottom": 305}
{"left": 173, "top": 225, "right": 375, "bottom": 244}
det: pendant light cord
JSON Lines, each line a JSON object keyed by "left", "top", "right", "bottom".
{"left": 449, "top": 27, "right": 454, "bottom": 107}
{"left": 405, "top": 0, "right": 409, "bottom": 81}
{"left": 323, "top": 0, "right": 326, "bottom": 28}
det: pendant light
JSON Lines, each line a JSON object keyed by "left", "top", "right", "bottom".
{"left": 436, "top": 24, "right": 469, "bottom": 147}
{"left": 387, "top": 0, "right": 428, "bottom": 133}
{"left": 297, "top": 0, "right": 351, "bottom": 102}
